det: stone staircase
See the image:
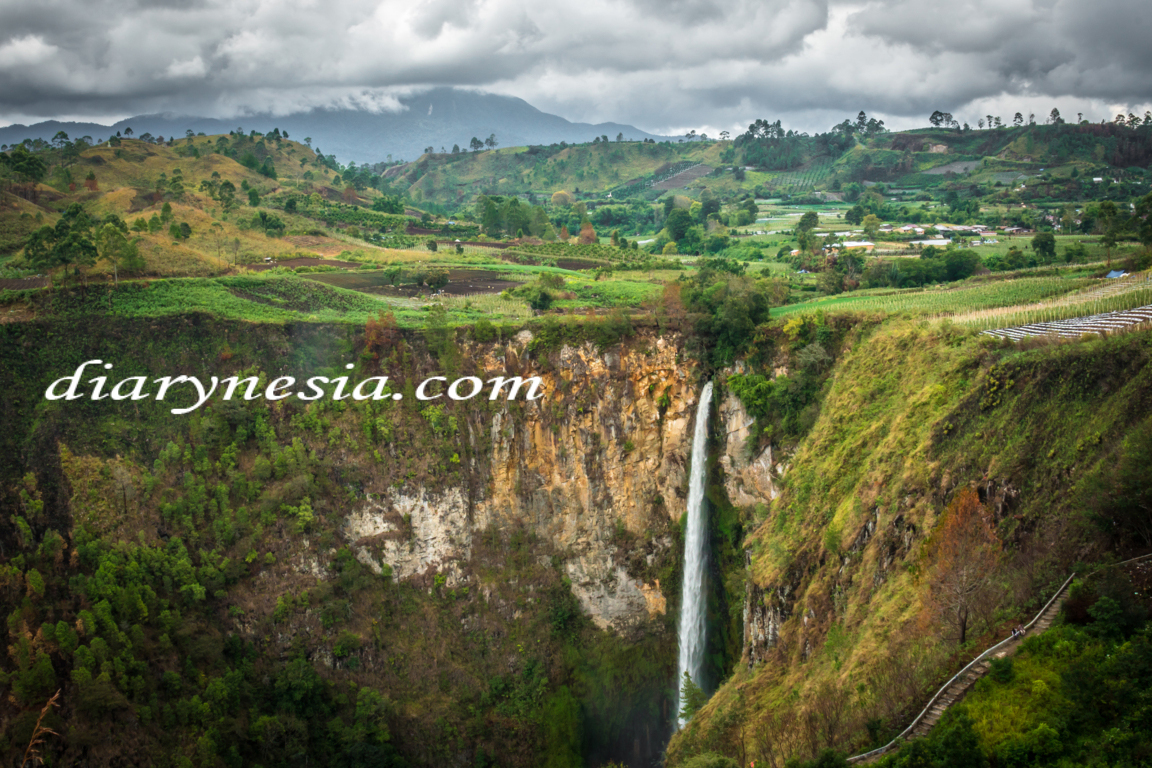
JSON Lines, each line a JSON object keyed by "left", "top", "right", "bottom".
{"left": 847, "top": 574, "right": 1076, "bottom": 764}
{"left": 903, "top": 588, "right": 1068, "bottom": 741}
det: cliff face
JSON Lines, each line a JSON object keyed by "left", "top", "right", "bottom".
{"left": 340, "top": 330, "right": 701, "bottom": 633}
{"left": 0, "top": 317, "right": 704, "bottom": 768}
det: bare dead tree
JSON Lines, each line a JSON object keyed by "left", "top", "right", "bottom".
{"left": 924, "top": 488, "right": 1003, "bottom": 645}
{"left": 21, "top": 689, "right": 61, "bottom": 768}
{"left": 752, "top": 708, "right": 801, "bottom": 768}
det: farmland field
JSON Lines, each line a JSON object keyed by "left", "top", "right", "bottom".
{"left": 772, "top": 274, "right": 1097, "bottom": 318}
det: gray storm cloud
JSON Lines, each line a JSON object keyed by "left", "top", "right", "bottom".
{"left": 0, "top": 0, "right": 1148, "bottom": 133}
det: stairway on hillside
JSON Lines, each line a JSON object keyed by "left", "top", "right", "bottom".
{"left": 850, "top": 579, "right": 1073, "bottom": 764}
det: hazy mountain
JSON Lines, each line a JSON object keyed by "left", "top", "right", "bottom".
{"left": 0, "top": 89, "right": 667, "bottom": 165}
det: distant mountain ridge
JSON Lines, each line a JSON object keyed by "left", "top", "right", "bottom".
{"left": 0, "top": 89, "right": 667, "bottom": 165}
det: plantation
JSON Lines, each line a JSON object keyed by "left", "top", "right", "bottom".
{"left": 771, "top": 273, "right": 1098, "bottom": 319}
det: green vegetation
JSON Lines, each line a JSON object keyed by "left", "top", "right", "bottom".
{"left": 670, "top": 321, "right": 1152, "bottom": 767}
{"left": 0, "top": 315, "right": 679, "bottom": 768}
{"left": 4, "top": 112, "right": 1152, "bottom": 768}
{"left": 875, "top": 568, "right": 1151, "bottom": 768}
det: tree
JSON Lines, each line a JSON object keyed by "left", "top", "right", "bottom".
{"left": 577, "top": 221, "right": 597, "bottom": 244}
{"left": 862, "top": 214, "right": 881, "bottom": 241}
{"left": 616, "top": 132, "right": 623, "bottom": 142}
{"left": 665, "top": 208, "right": 693, "bottom": 242}
{"left": 1013, "top": 112, "right": 1024, "bottom": 127}
{"left": 425, "top": 267, "right": 449, "bottom": 290}
{"left": 679, "top": 672, "right": 708, "bottom": 723}
{"left": 477, "top": 195, "right": 501, "bottom": 236}
{"left": 929, "top": 110, "right": 946, "bottom": 127}
{"left": 484, "top": 134, "right": 497, "bottom": 149}
{"left": 924, "top": 488, "right": 1002, "bottom": 645}
{"left": 217, "top": 180, "right": 237, "bottom": 211}
{"left": 451, "top": 144, "right": 460, "bottom": 154}
{"left": 1031, "top": 232, "right": 1056, "bottom": 263}
{"left": 96, "top": 224, "right": 143, "bottom": 282}
{"left": 1048, "top": 108, "right": 1062, "bottom": 125}
{"left": 551, "top": 190, "right": 573, "bottom": 207}
{"left": 26, "top": 205, "right": 98, "bottom": 278}
{"left": 1135, "top": 192, "right": 1152, "bottom": 250}
{"left": 209, "top": 222, "right": 227, "bottom": 261}
{"left": 4, "top": 145, "right": 47, "bottom": 200}
{"left": 797, "top": 211, "right": 819, "bottom": 233}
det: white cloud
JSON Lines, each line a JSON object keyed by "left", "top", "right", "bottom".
{"left": 0, "top": 34, "right": 57, "bottom": 68}
{"left": 165, "top": 55, "right": 208, "bottom": 79}
{"left": 0, "top": 0, "right": 1148, "bottom": 133}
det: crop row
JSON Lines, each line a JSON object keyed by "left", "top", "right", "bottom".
{"left": 292, "top": 200, "right": 412, "bottom": 231}
{"left": 507, "top": 243, "right": 633, "bottom": 261}
{"left": 774, "top": 275, "right": 1095, "bottom": 318}
{"left": 609, "top": 161, "right": 700, "bottom": 197}
{"left": 965, "top": 286, "right": 1152, "bottom": 333}
{"left": 761, "top": 159, "right": 834, "bottom": 192}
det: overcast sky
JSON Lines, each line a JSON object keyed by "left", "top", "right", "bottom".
{"left": 1, "top": 0, "right": 1150, "bottom": 137}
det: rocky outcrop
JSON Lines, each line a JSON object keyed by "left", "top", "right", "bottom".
{"left": 743, "top": 557, "right": 800, "bottom": 666}
{"left": 718, "top": 389, "right": 781, "bottom": 507}
{"left": 343, "top": 486, "right": 472, "bottom": 586}
{"left": 342, "top": 331, "right": 699, "bottom": 634}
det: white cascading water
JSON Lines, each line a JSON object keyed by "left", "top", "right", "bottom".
{"left": 676, "top": 380, "right": 713, "bottom": 727}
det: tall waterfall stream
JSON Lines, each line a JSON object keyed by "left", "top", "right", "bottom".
{"left": 676, "top": 380, "right": 713, "bottom": 727}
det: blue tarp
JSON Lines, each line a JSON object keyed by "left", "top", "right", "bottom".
{"left": 1106, "top": 270, "right": 1127, "bottom": 279}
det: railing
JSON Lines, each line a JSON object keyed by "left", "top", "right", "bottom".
{"left": 847, "top": 551, "right": 1152, "bottom": 764}
{"left": 846, "top": 572, "right": 1076, "bottom": 764}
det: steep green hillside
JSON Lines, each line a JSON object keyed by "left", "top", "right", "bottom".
{"left": 669, "top": 319, "right": 1152, "bottom": 765}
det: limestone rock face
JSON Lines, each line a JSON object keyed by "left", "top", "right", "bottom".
{"left": 342, "top": 487, "right": 471, "bottom": 586}
{"left": 343, "top": 332, "right": 699, "bottom": 634}
{"left": 718, "top": 389, "right": 780, "bottom": 507}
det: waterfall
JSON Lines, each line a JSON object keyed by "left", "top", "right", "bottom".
{"left": 676, "top": 380, "right": 713, "bottom": 727}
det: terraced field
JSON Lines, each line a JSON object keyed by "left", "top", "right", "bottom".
{"left": 759, "top": 157, "right": 834, "bottom": 192}
{"left": 983, "top": 304, "right": 1152, "bottom": 340}
{"left": 952, "top": 271, "right": 1152, "bottom": 331}
{"left": 652, "top": 163, "right": 712, "bottom": 190}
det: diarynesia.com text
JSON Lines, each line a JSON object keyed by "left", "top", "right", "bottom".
{"left": 45, "top": 360, "right": 545, "bottom": 415}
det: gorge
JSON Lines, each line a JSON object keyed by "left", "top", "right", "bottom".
{"left": 1, "top": 310, "right": 1151, "bottom": 768}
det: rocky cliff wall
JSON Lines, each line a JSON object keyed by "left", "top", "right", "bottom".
{"left": 339, "top": 330, "right": 702, "bottom": 633}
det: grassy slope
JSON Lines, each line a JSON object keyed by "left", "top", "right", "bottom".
{"left": 0, "top": 136, "right": 408, "bottom": 276}
{"left": 406, "top": 141, "right": 725, "bottom": 202}
{"left": 669, "top": 320, "right": 1152, "bottom": 764}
